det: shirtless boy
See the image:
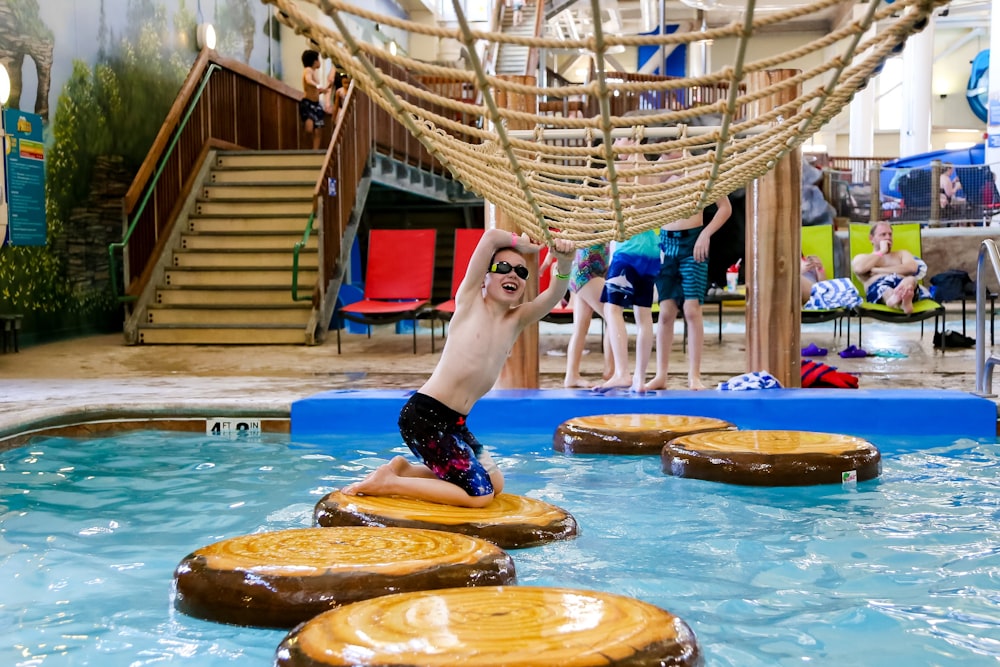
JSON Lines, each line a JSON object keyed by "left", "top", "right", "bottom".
{"left": 851, "top": 221, "right": 921, "bottom": 314}
{"left": 344, "top": 229, "right": 575, "bottom": 507}
{"left": 299, "top": 50, "right": 327, "bottom": 150}
{"left": 645, "top": 195, "right": 731, "bottom": 391}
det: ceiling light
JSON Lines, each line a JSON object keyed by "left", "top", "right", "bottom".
{"left": 197, "top": 23, "right": 216, "bottom": 50}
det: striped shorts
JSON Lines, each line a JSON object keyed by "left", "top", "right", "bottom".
{"left": 655, "top": 227, "right": 709, "bottom": 305}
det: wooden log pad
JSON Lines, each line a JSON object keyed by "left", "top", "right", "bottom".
{"left": 662, "top": 429, "right": 881, "bottom": 486}
{"left": 173, "top": 527, "right": 516, "bottom": 628}
{"left": 554, "top": 414, "right": 737, "bottom": 455}
{"left": 314, "top": 491, "right": 577, "bottom": 549}
{"left": 275, "top": 586, "right": 703, "bottom": 667}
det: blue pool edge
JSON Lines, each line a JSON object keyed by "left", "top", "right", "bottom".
{"left": 291, "top": 388, "right": 998, "bottom": 441}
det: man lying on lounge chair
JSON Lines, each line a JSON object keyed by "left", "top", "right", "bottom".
{"left": 851, "top": 222, "right": 925, "bottom": 315}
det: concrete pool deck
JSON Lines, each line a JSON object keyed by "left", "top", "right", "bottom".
{"left": 1, "top": 311, "right": 997, "bottom": 443}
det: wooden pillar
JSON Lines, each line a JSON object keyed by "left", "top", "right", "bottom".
{"left": 745, "top": 70, "right": 802, "bottom": 387}
{"left": 494, "top": 75, "right": 540, "bottom": 389}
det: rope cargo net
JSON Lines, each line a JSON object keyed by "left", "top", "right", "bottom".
{"left": 266, "top": 0, "right": 945, "bottom": 247}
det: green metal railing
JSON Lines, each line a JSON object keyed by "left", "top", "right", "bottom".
{"left": 108, "top": 63, "right": 221, "bottom": 302}
{"left": 291, "top": 210, "right": 317, "bottom": 302}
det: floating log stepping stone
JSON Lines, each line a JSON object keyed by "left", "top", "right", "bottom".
{"left": 275, "top": 586, "right": 702, "bottom": 667}
{"left": 554, "top": 413, "right": 736, "bottom": 455}
{"left": 662, "top": 429, "right": 881, "bottom": 486}
{"left": 315, "top": 491, "right": 577, "bottom": 549}
{"left": 173, "top": 526, "right": 515, "bottom": 628}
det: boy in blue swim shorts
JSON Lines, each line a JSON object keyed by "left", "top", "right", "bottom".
{"left": 596, "top": 228, "right": 660, "bottom": 392}
{"left": 344, "top": 229, "right": 575, "bottom": 507}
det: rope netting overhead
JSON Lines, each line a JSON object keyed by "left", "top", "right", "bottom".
{"left": 266, "top": 0, "right": 945, "bottom": 247}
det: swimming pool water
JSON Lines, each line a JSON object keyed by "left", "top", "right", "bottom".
{"left": 1, "top": 430, "right": 999, "bottom": 666}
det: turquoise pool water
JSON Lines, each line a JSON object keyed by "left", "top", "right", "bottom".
{"left": 2, "top": 429, "right": 999, "bottom": 666}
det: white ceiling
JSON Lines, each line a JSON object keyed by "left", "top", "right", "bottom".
{"left": 546, "top": 0, "right": 989, "bottom": 39}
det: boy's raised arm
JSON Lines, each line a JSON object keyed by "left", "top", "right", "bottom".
{"left": 517, "top": 239, "right": 575, "bottom": 323}
{"left": 457, "top": 229, "right": 536, "bottom": 301}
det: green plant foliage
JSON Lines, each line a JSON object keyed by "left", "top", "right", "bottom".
{"left": 1, "top": 0, "right": 196, "bottom": 323}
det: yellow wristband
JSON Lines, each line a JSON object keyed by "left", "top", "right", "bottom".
{"left": 556, "top": 272, "right": 570, "bottom": 280}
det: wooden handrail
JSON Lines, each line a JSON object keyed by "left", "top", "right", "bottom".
{"left": 293, "top": 79, "right": 363, "bottom": 302}
{"left": 525, "top": 0, "right": 546, "bottom": 78}
{"left": 114, "top": 48, "right": 320, "bottom": 302}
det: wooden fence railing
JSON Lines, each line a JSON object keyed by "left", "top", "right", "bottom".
{"left": 116, "top": 48, "right": 330, "bottom": 302}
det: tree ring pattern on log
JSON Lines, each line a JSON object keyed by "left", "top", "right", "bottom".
{"left": 314, "top": 491, "right": 578, "bottom": 549}
{"left": 275, "top": 586, "right": 703, "bottom": 667}
{"left": 173, "top": 526, "right": 516, "bottom": 628}
{"left": 662, "top": 429, "right": 881, "bottom": 486}
{"left": 554, "top": 414, "right": 737, "bottom": 454}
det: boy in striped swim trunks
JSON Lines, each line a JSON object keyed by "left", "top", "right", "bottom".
{"left": 646, "top": 195, "right": 732, "bottom": 391}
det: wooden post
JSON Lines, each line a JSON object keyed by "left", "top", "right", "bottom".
{"left": 745, "top": 70, "right": 802, "bottom": 387}
{"left": 494, "top": 75, "right": 540, "bottom": 389}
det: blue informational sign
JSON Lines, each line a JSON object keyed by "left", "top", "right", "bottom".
{"left": 990, "top": 134, "right": 1000, "bottom": 149}
{"left": 3, "top": 109, "right": 46, "bottom": 246}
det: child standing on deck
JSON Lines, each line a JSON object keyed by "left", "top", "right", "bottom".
{"left": 299, "top": 50, "right": 327, "bottom": 150}
{"left": 595, "top": 138, "right": 663, "bottom": 393}
{"left": 644, "top": 195, "right": 731, "bottom": 391}
{"left": 344, "top": 229, "right": 575, "bottom": 507}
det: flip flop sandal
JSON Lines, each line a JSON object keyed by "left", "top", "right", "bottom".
{"left": 870, "top": 349, "right": 908, "bottom": 358}
{"left": 838, "top": 344, "right": 868, "bottom": 358}
{"left": 801, "top": 343, "right": 828, "bottom": 357}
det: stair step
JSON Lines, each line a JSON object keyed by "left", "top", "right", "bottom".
{"left": 146, "top": 304, "right": 311, "bottom": 326}
{"left": 200, "top": 183, "right": 314, "bottom": 200}
{"left": 195, "top": 200, "right": 313, "bottom": 216}
{"left": 215, "top": 151, "right": 325, "bottom": 170}
{"left": 154, "top": 287, "right": 309, "bottom": 306}
{"left": 210, "top": 168, "right": 320, "bottom": 184}
{"left": 187, "top": 216, "right": 311, "bottom": 233}
{"left": 180, "top": 233, "right": 317, "bottom": 250}
{"left": 137, "top": 324, "right": 309, "bottom": 345}
{"left": 163, "top": 267, "right": 317, "bottom": 287}
{"left": 172, "top": 249, "right": 318, "bottom": 269}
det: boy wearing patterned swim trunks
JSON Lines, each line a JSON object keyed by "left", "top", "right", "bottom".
{"left": 343, "top": 229, "right": 575, "bottom": 507}
{"left": 645, "top": 195, "right": 732, "bottom": 391}
{"left": 300, "top": 50, "right": 328, "bottom": 150}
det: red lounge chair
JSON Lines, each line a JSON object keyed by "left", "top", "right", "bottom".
{"left": 425, "top": 228, "right": 484, "bottom": 351}
{"left": 336, "top": 229, "right": 437, "bottom": 354}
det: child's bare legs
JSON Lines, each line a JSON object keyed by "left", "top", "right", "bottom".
{"left": 565, "top": 279, "right": 610, "bottom": 387}
{"left": 343, "top": 455, "right": 497, "bottom": 508}
{"left": 565, "top": 294, "right": 595, "bottom": 388}
{"left": 304, "top": 119, "right": 320, "bottom": 150}
{"left": 596, "top": 302, "right": 633, "bottom": 390}
{"left": 645, "top": 299, "right": 680, "bottom": 390}
{"left": 631, "top": 306, "right": 654, "bottom": 392}
{"left": 682, "top": 300, "right": 707, "bottom": 390}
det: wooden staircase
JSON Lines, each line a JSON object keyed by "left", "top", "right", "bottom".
{"left": 495, "top": 1, "right": 537, "bottom": 75}
{"left": 134, "top": 150, "right": 323, "bottom": 345}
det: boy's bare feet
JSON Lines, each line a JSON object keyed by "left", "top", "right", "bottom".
{"left": 644, "top": 375, "right": 669, "bottom": 391}
{"left": 564, "top": 376, "right": 591, "bottom": 389}
{"left": 594, "top": 374, "right": 632, "bottom": 392}
{"left": 688, "top": 377, "right": 707, "bottom": 391}
{"left": 342, "top": 463, "right": 397, "bottom": 496}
